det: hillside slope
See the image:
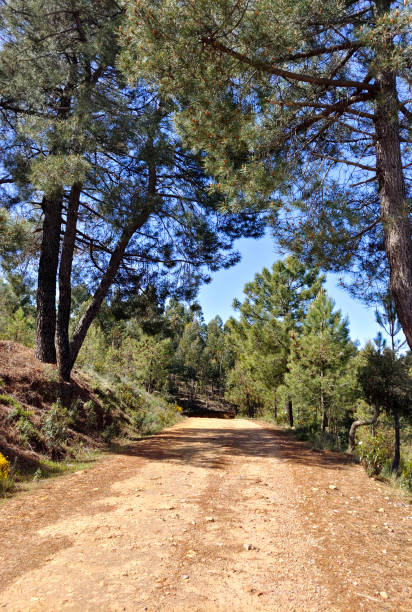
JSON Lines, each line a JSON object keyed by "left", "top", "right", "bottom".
{"left": 0, "top": 341, "right": 182, "bottom": 488}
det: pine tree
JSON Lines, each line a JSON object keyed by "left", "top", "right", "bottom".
{"left": 226, "top": 257, "right": 323, "bottom": 423}
{"left": 0, "top": 1, "right": 266, "bottom": 383}
{"left": 175, "top": 318, "right": 206, "bottom": 399}
{"left": 203, "top": 316, "right": 233, "bottom": 395}
{"left": 286, "top": 291, "right": 356, "bottom": 434}
{"left": 372, "top": 292, "right": 409, "bottom": 472}
{"left": 122, "top": 0, "right": 412, "bottom": 349}
{"left": 354, "top": 342, "right": 412, "bottom": 472}
{"left": 0, "top": 0, "right": 124, "bottom": 362}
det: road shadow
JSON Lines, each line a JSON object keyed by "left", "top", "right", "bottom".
{"left": 112, "top": 423, "right": 354, "bottom": 472}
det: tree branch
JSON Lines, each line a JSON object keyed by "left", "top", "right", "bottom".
{"left": 202, "top": 38, "right": 377, "bottom": 92}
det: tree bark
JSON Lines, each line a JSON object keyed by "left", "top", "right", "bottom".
{"left": 273, "top": 393, "right": 278, "bottom": 421}
{"left": 57, "top": 183, "right": 82, "bottom": 382}
{"left": 285, "top": 397, "right": 293, "bottom": 427}
{"left": 68, "top": 227, "right": 134, "bottom": 372}
{"left": 348, "top": 405, "right": 380, "bottom": 453}
{"left": 320, "top": 372, "right": 327, "bottom": 432}
{"left": 321, "top": 409, "right": 328, "bottom": 433}
{"left": 34, "top": 192, "right": 63, "bottom": 363}
{"left": 60, "top": 162, "right": 156, "bottom": 381}
{"left": 391, "top": 409, "right": 401, "bottom": 475}
{"left": 374, "top": 5, "right": 412, "bottom": 350}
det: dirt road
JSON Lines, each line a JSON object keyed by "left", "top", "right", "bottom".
{"left": 0, "top": 418, "right": 411, "bottom": 611}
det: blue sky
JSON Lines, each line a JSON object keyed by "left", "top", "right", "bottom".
{"left": 197, "top": 233, "right": 380, "bottom": 346}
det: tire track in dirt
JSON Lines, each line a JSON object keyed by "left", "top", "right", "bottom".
{"left": 0, "top": 418, "right": 411, "bottom": 611}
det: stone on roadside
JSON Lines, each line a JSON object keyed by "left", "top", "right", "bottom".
{"left": 244, "top": 543, "right": 259, "bottom": 551}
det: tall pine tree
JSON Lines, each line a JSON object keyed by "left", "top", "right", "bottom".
{"left": 122, "top": 0, "right": 412, "bottom": 348}
{"left": 226, "top": 257, "right": 323, "bottom": 423}
{"left": 286, "top": 291, "right": 356, "bottom": 433}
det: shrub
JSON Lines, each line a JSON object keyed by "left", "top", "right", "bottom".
{"left": 0, "top": 452, "right": 10, "bottom": 480}
{"left": 1, "top": 394, "right": 23, "bottom": 411}
{"left": 0, "top": 307, "right": 35, "bottom": 347}
{"left": 400, "top": 456, "right": 412, "bottom": 492}
{"left": 0, "top": 452, "right": 13, "bottom": 497}
{"left": 83, "top": 400, "right": 98, "bottom": 428}
{"left": 102, "top": 422, "right": 120, "bottom": 443}
{"left": 6, "top": 402, "right": 40, "bottom": 448}
{"left": 42, "top": 401, "right": 71, "bottom": 453}
{"left": 7, "top": 402, "right": 32, "bottom": 421}
{"left": 355, "top": 429, "right": 393, "bottom": 476}
{"left": 16, "top": 416, "right": 40, "bottom": 447}
{"left": 130, "top": 410, "right": 146, "bottom": 431}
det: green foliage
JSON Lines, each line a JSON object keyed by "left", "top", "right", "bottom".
{"left": 5, "top": 401, "right": 41, "bottom": 448}
{"left": 358, "top": 343, "right": 412, "bottom": 417}
{"left": 83, "top": 400, "right": 98, "bottom": 429}
{"left": 0, "top": 307, "right": 35, "bottom": 347}
{"left": 1, "top": 394, "right": 23, "bottom": 411}
{"left": 225, "top": 257, "right": 324, "bottom": 414}
{"left": 112, "top": 382, "right": 182, "bottom": 436}
{"left": 294, "top": 425, "right": 347, "bottom": 453}
{"left": 102, "top": 423, "right": 121, "bottom": 443}
{"left": 0, "top": 271, "right": 35, "bottom": 347}
{"left": 30, "top": 155, "right": 90, "bottom": 195}
{"left": 399, "top": 456, "right": 412, "bottom": 492}
{"left": 355, "top": 429, "right": 394, "bottom": 476}
{"left": 16, "top": 416, "right": 40, "bottom": 448}
{"left": 225, "top": 361, "right": 265, "bottom": 418}
{"left": 0, "top": 210, "right": 37, "bottom": 273}
{"left": 41, "top": 401, "right": 71, "bottom": 453}
{"left": 285, "top": 290, "right": 357, "bottom": 432}
{"left": 121, "top": 0, "right": 411, "bottom": 321}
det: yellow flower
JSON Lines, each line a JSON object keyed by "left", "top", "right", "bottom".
{"left": 0, "top": 452, "right": 10, "bottom": 481}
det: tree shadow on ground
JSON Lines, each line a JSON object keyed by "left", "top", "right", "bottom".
{"left": 112, "top": 424, "right": 355, "bottom": 472}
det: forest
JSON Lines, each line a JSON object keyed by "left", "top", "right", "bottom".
{"left": 0, "top": 0, "right": 411, "bottom": 498}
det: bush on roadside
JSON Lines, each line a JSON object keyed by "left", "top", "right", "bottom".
{"left": 0, "top": 451, "right": 13, "bottom": 497}
{"left": 41, "top": 401, "right": 72, "bottom": 455}
{"left": 355, "top": 428, "right": 393, "bottom": 476}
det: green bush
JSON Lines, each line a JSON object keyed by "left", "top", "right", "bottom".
{"left": 355, "top": 429, "right": 393, "bottom": 476}
{"left": 102, "top": 422, "right": 120, "bottom": 443}
{"left": 399, "top": 456, "right": 412, "bottom": 492}
{"left": 16, "top": 415, "right": 40, "bottom": 447}
{"left": 83, "top": 400, "right": 98, "bottom": 428}
{"left": 41, "top": 401, "right": 72, "bottom": 453}
{"left": 130, "top": 410, "right": 146, "bottom": 431}
{"left": 0, "top": 307, "right": 35, "bottom": 346}
{"left": 6, "top": 402, "right": 40, "bottom": 448}
{"left": 293, "top": 424, "right": 347, "bottom": 452}
{"left": 1, "top": 394, "right": 24, "bottom": 411}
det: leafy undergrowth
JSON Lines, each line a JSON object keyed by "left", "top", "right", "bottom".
{"left": 259, "top": 411, "right": 412, "bottom": 497}
{"left": 0, "top": 341, "right": 183, "bottom": 499}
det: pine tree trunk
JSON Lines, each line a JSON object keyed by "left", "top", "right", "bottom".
{"left": 57, "top": 184, "right": 82, "bottom": 382}
{"left": 34, "top": 192, "right": 63, "bottom": 363}
{"left": 273, "top": 393, "right": 278, "bottom": 421}
{"left": 320, "top": 372, "right": 327, "bottom": 432}
{"left": 64, "top": 164, "right": 156, "bottom": 380}
{"left": 391, "top": 409, "right": 401, "bottom": 475}
{"left": 321, "top": 409, "right": 328, "bottom": 433}
{"left": 374, "top": 6, "right": 412, "bottom": 350}
{"left": 68, "top": 228, "right": 133, "bottom": 375}
{"left": 285, "top": 397, "right": 293, "bottom": 427}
